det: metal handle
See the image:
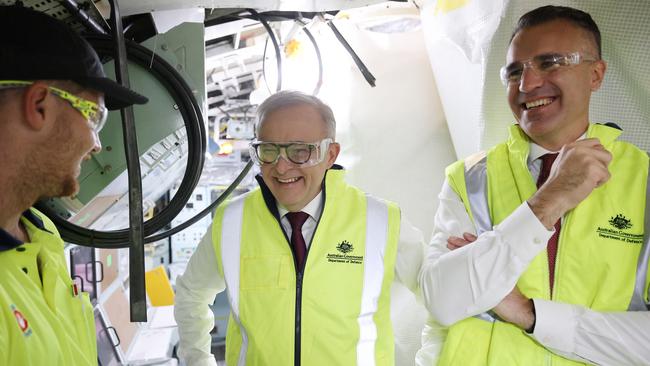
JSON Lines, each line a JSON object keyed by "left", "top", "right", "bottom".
{"left": 95, "top": 260, "right": 105, "bottom": 283}
{"left": 84, "top": 260, "right": 104, "bottom": 283}
{"left": 106, "top": 326, "right": 121, "bottom": 348}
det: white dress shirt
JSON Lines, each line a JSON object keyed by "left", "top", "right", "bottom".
{"left": 175, "top": 190, "right": 425, "bottom": 366}
{"left": 277, "top": 192, "right": 323, "bottom": 248}
{"left": 417, "top": 142, "right": 650, "bottom": 366}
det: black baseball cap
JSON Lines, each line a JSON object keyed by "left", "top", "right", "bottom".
{"left": 0, "top": 5, "right": 148, "bottom": 110}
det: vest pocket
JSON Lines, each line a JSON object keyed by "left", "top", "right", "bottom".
{"left": 241, "top": 255, "right": 291, "bottom": 290}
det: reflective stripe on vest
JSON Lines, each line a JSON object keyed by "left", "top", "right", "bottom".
{"left": 464, "top": 150, "right": 650, "bottom": 313}
{"left": 357, "top": 194, "right": 390, "bottom": 366}
{"left": 465, "top": 155, "right": 492, "bottom": 235}
{"left": 221, "top": 198, "right": 248, "bottom": 365}
{"left": 464, "top": 156, "right": 498, "bottom": 323}
{"left": 629, "top": 152, "right": 650, "bottom": 311}
{"left": 220, "top": 193, "right": 393, "bottom": 365}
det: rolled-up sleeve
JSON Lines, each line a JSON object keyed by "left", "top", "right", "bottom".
{"left": 419, "top": 179, "right": 552, "bottom": 326}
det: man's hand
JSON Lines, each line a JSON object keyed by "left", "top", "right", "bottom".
{"left": 528, "top": 138, "right": 612, "bottom": 229}
{"left": 493, "top": 287, "right": 535, "bottom": 332}
{"left": 446, "top": 232, "right": 477, "bottom": 250}
{"left": 447, "top": 233, "right": 536, "bottom": 331}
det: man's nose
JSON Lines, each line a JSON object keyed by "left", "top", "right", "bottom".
{"left": 274, "top": 155, "right": 292, "bottom": 174}
{"left": 518, "top": 66, "right": 544, "bottom": 93}
{"left": 91, "top": 130, "right": 102, "bottom": 154}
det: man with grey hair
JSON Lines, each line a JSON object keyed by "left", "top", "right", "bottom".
{"left": 175, "top": 90, "right": 425, "bottom": 366}
{"left": 254, "top": 91, "right": 336, "bottom": 139}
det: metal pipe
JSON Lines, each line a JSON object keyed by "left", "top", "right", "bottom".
{"left": 108, "top": 0, "right": 147, "bottom": 323}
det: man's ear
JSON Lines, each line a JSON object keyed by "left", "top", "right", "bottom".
{"left": 326, "top": 141, "right": 341, "bottom": 168}
{"left": 590, "top": 59, "right": 607, "bottom": 91}
{"left": 22, "top": 82, "right": 52, "bottom": 131}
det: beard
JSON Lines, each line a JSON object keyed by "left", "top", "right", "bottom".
{"left": 25, "top": 113, "right": 85, "bottom": 200}
{"left": 26, "top": 158, "right": 81, "bottom": 200}
{"left": 56, "top": 175, "right": 80, "bottom": 197}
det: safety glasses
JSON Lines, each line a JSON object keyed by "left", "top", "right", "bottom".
{"left": 0, "top": 80, "right": 108, "bottom": 133}
{"left": 500, "top": 52, "right": 598, "bottom": 85}
{"left": 249, "top": 138, "right": 333, "bottom": 167}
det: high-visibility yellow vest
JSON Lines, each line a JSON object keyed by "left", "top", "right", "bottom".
{"left": 212, "top": 168, "right": 401, "bottom": 366}
{"left": 439, "top": 124, "right": 650, "bottom": 365}
{"left": 0, "top": 209, "right": 97, "bottom": 365}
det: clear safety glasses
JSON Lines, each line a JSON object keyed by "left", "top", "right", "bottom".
{"left": 500, "top": 52, "right": 598, "bottom": 85}
{"left": 249, "top": 138, "right": 333, "bottom": 167}
{"left": 0, "top": 80, "right": 108, "bottom": 133}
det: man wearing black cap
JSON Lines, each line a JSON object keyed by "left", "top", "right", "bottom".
{"left": 0, "top": 5, "right": 147, "bottom": 365}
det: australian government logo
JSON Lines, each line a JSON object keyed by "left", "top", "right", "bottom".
{"left": 327, "top": 240, "right": 364, "bottom": 264}
{"left": 596, "top": 214, "right": 643, "bottom": 244}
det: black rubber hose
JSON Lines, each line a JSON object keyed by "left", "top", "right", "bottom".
{"left": 36, "top": 35, "right": 206, "bottom": 247}
{"left": 41, "top": 36, "right": 253, "bottom": 248}
{"left": 95, "top": 36, "right": 207, "bottom": 234}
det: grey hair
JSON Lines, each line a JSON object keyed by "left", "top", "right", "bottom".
{"left": 255, "top": 90, "right": 336, "bottom": 139}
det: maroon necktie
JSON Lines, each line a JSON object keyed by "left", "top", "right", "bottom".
{"left": 286, "top": 211, "right": 310, "bottom": 271}
{"left": 536, "top": 153, "right": 560, "bottom": 295}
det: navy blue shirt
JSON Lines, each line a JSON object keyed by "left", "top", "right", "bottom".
{"left": 0, "top": 210, "right": 49, "bottom": 251}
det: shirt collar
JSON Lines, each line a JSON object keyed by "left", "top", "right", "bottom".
{"left": 0, "top": 210, "right": 48, "bottom": 251}
{"left": 527, "top": 132, "right": 587, "bottom": 165}
{"left": 527, "top": 143, "right": 554, "bottom": 164}
{"left": 278, "top": 191, "right": 324, "bottom": 220}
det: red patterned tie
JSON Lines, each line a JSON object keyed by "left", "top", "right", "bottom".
{"left": 536, "top": 153, "right": 560, "bottom": 295}
{"left": 286, "top": 211, "right": 310, "bottom": 271}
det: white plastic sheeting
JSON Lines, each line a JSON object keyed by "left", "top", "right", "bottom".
{"left": 324, "top": 7, "right": 456, "bottom": 241}
{"left": 421, "top": 0, "right": 650, "bottom": 157}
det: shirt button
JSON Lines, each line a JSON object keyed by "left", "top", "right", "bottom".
{"left": 533, "top": 238, "right": 542, "bottom": 244}
{"left": 16, "top": 247, "right": 26, "bottom": 252}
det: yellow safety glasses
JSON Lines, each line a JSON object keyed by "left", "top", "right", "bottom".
{"left": 0, "top": 80, "right": 108, "bottom": 132}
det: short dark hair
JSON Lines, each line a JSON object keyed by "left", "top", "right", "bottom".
{"left": 510, "top": 5, "right": 601, "bottom": 58}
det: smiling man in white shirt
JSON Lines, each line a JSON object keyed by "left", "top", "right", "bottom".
{"left": 175, "top": 90, "right": 425, "bottom": 366}
{"left": 418, "top": 5, "right": 650, "bottom": 366}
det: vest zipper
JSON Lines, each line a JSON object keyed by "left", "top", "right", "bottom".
{"left": 259, "top": 171, "right": 331, "bottom": 366}
{"left": 275, "top": 214, "right": 304, "bottom": 366}
{"left": 292, "top": 190, "right": 326, "bottom": 366}
{"left": 293, "top": 225, "right": 323, "bottom": 366}
{"left": 295, "top": 271, "right": 303, "bottom": 366}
